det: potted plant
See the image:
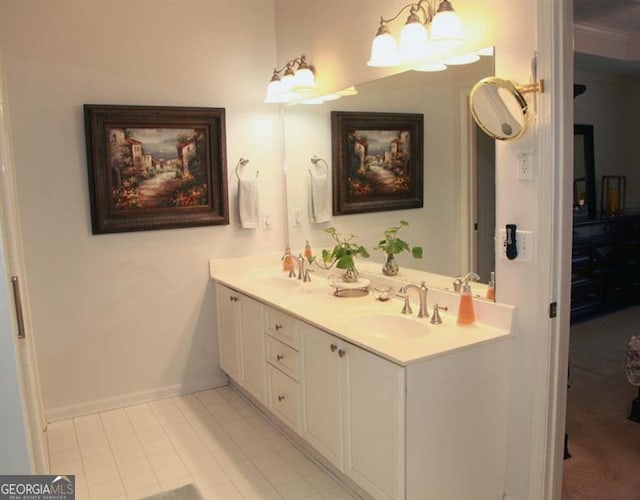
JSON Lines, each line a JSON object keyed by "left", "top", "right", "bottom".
{"left": 374, "top": 220, "right": 423, "bottom": 276}
{"left": 315, "top": 227, "right": 370, "bottom": 282}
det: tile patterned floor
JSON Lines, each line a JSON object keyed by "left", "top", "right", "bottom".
{"left": 47, "top": 386, "right": 359, "bottom": 500}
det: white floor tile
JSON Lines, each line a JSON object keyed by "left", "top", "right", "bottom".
{"left": 45, "top": 387, "right": 362, "bottom": 500}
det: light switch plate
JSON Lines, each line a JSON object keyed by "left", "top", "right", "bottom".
{"left": 517, "top": 150, "right": 534, "bottom": 180}
{"left": 498, "top": 228, "right": 533, "bottom": 261}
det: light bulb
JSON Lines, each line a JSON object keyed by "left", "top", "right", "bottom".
{"left": 292, "top": 67, "right": 316, "bottom": 92}
{"left": 367, "top": 31, "right": 399, "bottom": 67}
{"left": 264, "top": 79, "right": 288, "bottom": 103}
{"left": 430, "top": 8, "right": 463, "bottom": 47}
{"left": 399, "top": 15, "right": 428, "bottom": 62}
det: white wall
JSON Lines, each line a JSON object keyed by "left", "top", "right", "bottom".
{"left": 0, "top": 0, "right": 284, "bottom": 418}
{"left": 574, "top": 70, "right": 640, "bottom": 209}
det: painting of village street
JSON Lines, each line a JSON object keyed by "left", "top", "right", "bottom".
{"left": 345, "top": 128, "right": 412, "bottom": 198}
{"left": 331, "top": 111, "right": 423, "bottom": 215}
{"left": 107, "top": 127, "right": 209, "bottom": 210}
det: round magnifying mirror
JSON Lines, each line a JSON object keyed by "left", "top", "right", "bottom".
{"left": 469, "top": 77, "right": 529, "bottom": 141}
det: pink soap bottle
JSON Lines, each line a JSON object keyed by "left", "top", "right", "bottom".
{"left": 457, "top": 273, "right": 480, "bottom": 326}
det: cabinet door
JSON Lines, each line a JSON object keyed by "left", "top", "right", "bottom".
{"left": 301, "top": 324, "right": 343, "bottom": 469}
{"left": 343, "top": 344, "right": 405, "bottom": 500}
{"left": 240, "top": 296, "right": 265, "bottom": 404}
{"left": 216, "top": 285, "right": 243, "bottom": 381}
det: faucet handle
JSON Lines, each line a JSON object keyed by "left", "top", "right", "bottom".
{"left": 397, "top": 293, "right": 413, "bottom": 315}
{"left": 430, "top": 304, "right": 448, "bottom": 324}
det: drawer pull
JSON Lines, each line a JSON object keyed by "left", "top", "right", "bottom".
{"left": 277, "top": 394, "right": 286, "bottom": 402}
{"left": 330, "top": 344, "right": 338, "bottom": 352}
{"left": 276, "top": 354, "right": 284, "bottom": 361}
{"left": 338, "top": 349, "right": 346, "bottom": 358}
{"left": 275, "top": 324, "right": 283, "bottom": 331}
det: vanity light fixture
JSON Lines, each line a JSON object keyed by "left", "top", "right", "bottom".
{"left": 264, "top": 54, "right": 317, "bottom": 104}
{"left": 367, "top": 0, "right": 464, "bottom": 68}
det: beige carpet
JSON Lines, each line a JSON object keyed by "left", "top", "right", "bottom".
{"left": 563, "top": 306, "right": 640, "bottom": 500}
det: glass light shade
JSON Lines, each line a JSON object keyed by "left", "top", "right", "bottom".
{"left": 430, "top": 10, "right": 463, "bottom": 47}
{"left": 414, "top": 62, "right": 447, "bottom": 72}
{"left": 445, "top": 53, "right": 480, "bottom": 65}
{"left": 319, "top": 93, "right": 342, "bottom": 102}
{"left": 264, "top": 79, "right": 288, "bottom": 103}
{"left": 367, "top": 32, "right": 400, "bottom": 67}
{"left": 301, "top": 97, "right": 325, "bottom": 105}
{"left": 336, "top": 86, "right": 358, "bottom": 96}
{"left": 291, "top": 67, "right": 316, "bottom": 92}
{"left": 399, "top": 20, "right": 428, "bottom": 62}
{"left": 280, "top": 71, "right": 295, "bottom": 91}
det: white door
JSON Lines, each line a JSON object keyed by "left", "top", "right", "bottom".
{"left": 216, "top": 285, "right": 243, "bottom": 381}
{"left": 0, "top": 84, "right": 47, "bottom": 473}
{"left": 301, "top": 325, "right": 343, "bottom": 469}
{"left": 343, "top": 343, "right": 405, "bottom": 500}
{"left": 239, "top": 296, "right": 265, "bottom": 404}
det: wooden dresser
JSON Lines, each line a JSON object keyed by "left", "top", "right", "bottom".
{"left": 571, "top": 212, "right": 640, "bottom": 323}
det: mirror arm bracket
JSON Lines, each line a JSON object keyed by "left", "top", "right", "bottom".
{"left": 518, "top": 79, "right": 544, "bottom": 95}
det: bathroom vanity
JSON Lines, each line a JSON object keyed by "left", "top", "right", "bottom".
{"left": 210, "top": 254, "right": 515, "bottom": 500}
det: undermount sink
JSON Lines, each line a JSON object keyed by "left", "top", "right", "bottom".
{"left": 353, "top": 314, "right": 431, "bottom": 339}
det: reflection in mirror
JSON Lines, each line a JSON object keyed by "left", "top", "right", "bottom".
{"left": 283, "top": 54, "right": 495, "bottom": 284}
{"left": 573, "top": 124, "right": 596, "bottom": 219}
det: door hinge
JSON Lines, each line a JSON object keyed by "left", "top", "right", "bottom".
{"left": 549, "top": 302, "right": 557, "bottom": 318}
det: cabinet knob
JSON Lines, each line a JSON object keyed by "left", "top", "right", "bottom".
{"left": 230, "top": 296, "right": 239, "bottom": 302}
{"left": 338, "top": 349, "right": 346, "bottom": 358}
{"left": 275, "top": 324, "right": 283, "bottom": 331}
{"left": 276, "top": 354, "right": 284, "bottom": 361}
{"left": 277, "top": 394, "right": 285, "bottom": 402}
{"left": 330, "top": 344, "right": 338, "bottom": 352}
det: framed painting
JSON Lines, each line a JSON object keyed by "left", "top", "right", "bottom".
{"left": 331, "top": 111, "right": 423, "bottom": 215}
{"left": 84, "top": 104, "right": 228, "bottom": 234}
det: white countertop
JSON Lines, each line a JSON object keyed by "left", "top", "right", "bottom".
{"left": 209, "top": 254, "right": 514, "bottom": 366}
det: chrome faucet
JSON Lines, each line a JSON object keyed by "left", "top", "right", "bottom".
{"left": 399, "top": 281, "right": 429, "bottom": 318}
{"left": 297, "top": 255, "right": 312, "bottom": 282}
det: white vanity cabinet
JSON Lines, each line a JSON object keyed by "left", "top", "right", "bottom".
{"left": 214, "top": 278, "right": 510, "bottom": 500}
{"left": 215, "top": 285, "right": 266, "bottom": 404}
{"left": 264, "top": 307, "right": 303, "bottom": 432}
{"left": 301, "top": 323, "right": 405, "bottom": 500}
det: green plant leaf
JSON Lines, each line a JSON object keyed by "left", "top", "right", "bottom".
{"left": 412, "top": 246, "right": 423, "bottom": 259}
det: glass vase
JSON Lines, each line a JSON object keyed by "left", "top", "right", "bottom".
{"left": 341, "top": 266, "right": 359, "bottom": 283}
{"left": 382, "top": 253, "right": 399, "bottom": 276}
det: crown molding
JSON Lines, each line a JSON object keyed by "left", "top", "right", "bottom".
{"left": 575, "top": 22, "right": 640, "bottom": 60}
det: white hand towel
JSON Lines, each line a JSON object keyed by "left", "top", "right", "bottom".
{"left": 310, "top": 169, "right": 331, "bottom": 223}
{"left": 238, "top": 177, "right": 260, "bottom": 229}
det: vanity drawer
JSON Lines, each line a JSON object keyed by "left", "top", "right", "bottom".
{"left": 266, "top": 335, "right": 300, "bottom": 381}
{"left": 267, "top": 364, "right": 301, "bottom": 432}
{"left": 264, "top": 308, "right": 300, "bottom": 349}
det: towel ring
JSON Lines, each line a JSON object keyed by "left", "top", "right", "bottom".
{"left": 309, "top": 156, "right": 328, "bottom": 176}
{"left": 235, "top": 157, "right": 258, "bottom": 180}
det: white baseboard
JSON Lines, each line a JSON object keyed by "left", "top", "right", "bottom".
{"left": 44, "top": 375, "right": 228, "bottom": 422}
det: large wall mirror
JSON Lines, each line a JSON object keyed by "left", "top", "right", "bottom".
{"left": 282, "top": 54, "right": 496, "bottom": 284}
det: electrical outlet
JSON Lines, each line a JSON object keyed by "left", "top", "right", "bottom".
{"left": 262, "top": 211, "right": 272, "bottom": 229}
{"left": 292, "top": 208, "right": 302, "bottom": 226}
{"left": 498, "top": 228, "right": 533, "bottom": 261}
{"left": 517, "top": 150, "right": 534, "bottom": 180}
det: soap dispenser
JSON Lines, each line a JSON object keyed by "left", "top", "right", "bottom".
{"left": 282, "top": 245, "right": 294, "bottom": 273}
{"left": 457, "top": 273, "right": 480, "bottom": 326}
{"left": 486, "top": 271, "right": 496, "bottom": 301}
